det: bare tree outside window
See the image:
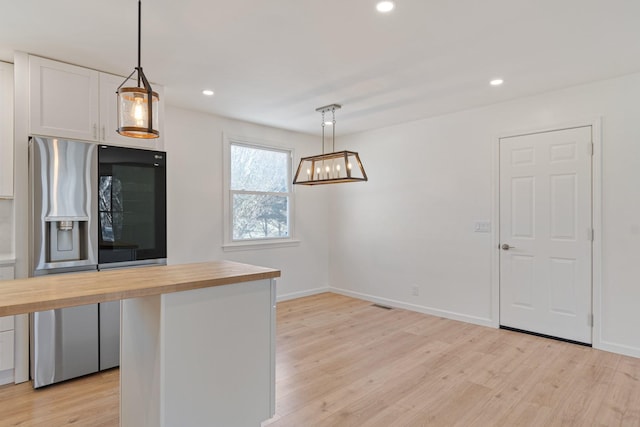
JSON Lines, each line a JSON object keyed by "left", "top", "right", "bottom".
{"left": 230, "top": 143, "right": 291, "bottom": 240}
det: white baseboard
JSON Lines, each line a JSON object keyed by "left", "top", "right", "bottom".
{"left": 329, "top": 287, "right": 495, "bottom": 328}
{"left": 275, "top": 287, "right": 640, "bottom": 359}
{"left": 276, "top": 287, "right": 330, "bottom": 302}
{"left": 595, "top": 340, "right": 640, "bottom": 359}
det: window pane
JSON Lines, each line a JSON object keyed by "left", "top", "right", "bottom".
{"left": 231, "top": 144, "right": 289, "bottom": 192}
{"left": 99, "top": 176, "right": 112, "bottom": 211}
{"left": 232, "top": 194, "right": 289, "bottom": 240}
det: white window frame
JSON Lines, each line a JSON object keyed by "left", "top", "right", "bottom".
{"left": 222, "top": 134, "right": 299, "bottom": 251}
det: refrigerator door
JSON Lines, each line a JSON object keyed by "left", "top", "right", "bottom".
{"left": 99, "top": 301, "right": 120, "bottom": 370}
{"left": 30, "top": 137, "right": 98, "bottom": 274}
{"left": 30, "top": 304, "right": 99, "bottom": 388}
{"left": 97, "top": 144, "right": 166, "bottom": 268}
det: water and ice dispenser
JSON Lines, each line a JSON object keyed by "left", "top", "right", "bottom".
{"left": 31, "top": 137, "right": 98, "bottom": 275}
{"left": 46, "top": 219, "right": 86, "bottom": 262}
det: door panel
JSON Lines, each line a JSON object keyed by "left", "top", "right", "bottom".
{"left": 550, "top": 174, "right": 577, "bottom": 239}
{"left": 549, "top": 257, "right": 577, "bottom": 315}
{"left": 511, "top": 176, "right": 535, "bottom": 237}
{"left": 499, "top": 126, "right": 592, "bottom": 343}
{"left": 511, "top": 254, "right": 534, "bottom": 308}
{"left": 31, "top": 304, "right": 99, "bottom": 388}
{"left": 99, "top": 301, "right": 120, "bottom": 370}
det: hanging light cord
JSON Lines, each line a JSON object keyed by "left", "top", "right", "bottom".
{"left": 137, "top": 0, "right": 142, "bottom": 86}
{"left": 332, "top": 107, "right": 336, "bottom": 152}
{"left": 118, "top": 0, "right": 145, "bottom": 89}
{"left": 321, "top": 110, "right": 325, "bottom": 154}
{"left": 320, "top": 107, "right": 338, "bottom": 154}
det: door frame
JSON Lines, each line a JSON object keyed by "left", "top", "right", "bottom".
{"left": 491, "top": 118, "right": 602, "bottom": 349}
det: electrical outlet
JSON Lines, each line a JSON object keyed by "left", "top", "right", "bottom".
{"left": 411, "top": 285, "right": 419, "bottom": 296}
{"left": 474, "top": 221, "right": 491, "bottom": 233}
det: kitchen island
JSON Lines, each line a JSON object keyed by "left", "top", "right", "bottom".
{"left": 0, "top": 260, "right": 280, "bottom": 427}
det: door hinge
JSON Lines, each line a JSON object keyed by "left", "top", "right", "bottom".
{"left": 589, "top": 142, "right": 594, "bottom": 156}
{"left": 588, "top": 228, "right": 594, "bottom": 241}
{"left": 588, "top": 313, "right": 594, "bottom": 327}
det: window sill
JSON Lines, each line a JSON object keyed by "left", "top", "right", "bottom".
{"left": 222, "top": 239, "right": 301, "bottom": 252}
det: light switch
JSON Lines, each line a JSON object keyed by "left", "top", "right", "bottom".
{"left": 474, "top": 221, "right": 491, "bottom": 233}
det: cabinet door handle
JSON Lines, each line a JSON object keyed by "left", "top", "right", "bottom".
{"left": 93, "top": 124, "right": 98, "bottom": 140}
{"left": 101, "top": 126, "right": 106, "bottom": 141}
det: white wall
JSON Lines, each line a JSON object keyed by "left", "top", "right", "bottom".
{"left": 6, "top": 50, "right": 640, "bottom": 361}
{"left": 329, "top": 72, "right": 640, "bottom": 357}
{"left": 164, "top": 106, "right": 330, "bottom": 300}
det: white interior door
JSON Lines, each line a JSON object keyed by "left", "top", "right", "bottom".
{"left": 499, "top": 126, "right": 593, "bottom": 344}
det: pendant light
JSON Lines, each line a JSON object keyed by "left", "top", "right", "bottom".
{"left": 116, "top": 0, "right": 160, "bottom": 139}
{"left": 293, "top": 104, "right": 368, "bottom": 185}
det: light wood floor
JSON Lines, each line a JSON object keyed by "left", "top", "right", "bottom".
{"left": 0, "top": 368, "right": 118, "bottom": 426}
{"left": 2, "top": 292, "right": 640, "bottom": 426}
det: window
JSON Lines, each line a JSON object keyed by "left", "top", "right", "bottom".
{"left": 224, "top": 137, "right": 295, "bottom": 248}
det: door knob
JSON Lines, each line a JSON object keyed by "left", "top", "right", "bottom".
{"left": 501, "top": 243, "right": 515, "bottom": 250}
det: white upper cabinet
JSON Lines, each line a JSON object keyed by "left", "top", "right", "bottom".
{"left": 29, "top": 56, "right": 100, "bottom": 142}
{"left": 29, "top": 56, "right": 163, "bottom": 150}
{"left": 0, "top": 62, "right": 14, "bottom": 198}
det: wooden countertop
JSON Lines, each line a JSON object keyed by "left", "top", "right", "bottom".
{"left": 0, "top": 260, "right": 280, "bottom": 317}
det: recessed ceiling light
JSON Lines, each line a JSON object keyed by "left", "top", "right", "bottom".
{"left": 376, "top": 1, "right": 395, "bottom": 13}
{"left": 490, "top": 79, "right": 504, "bottom": 86}
{"left": 202, "top": 89, "right": 214, "bottom": 96}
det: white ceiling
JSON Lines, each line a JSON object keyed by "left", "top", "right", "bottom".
{"left": 1, "top": 0, "right": 640, "bottom": 136}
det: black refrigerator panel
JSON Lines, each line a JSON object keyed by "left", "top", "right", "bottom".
{"left": 98, "top": 145, "right": 167, "bottom": 268}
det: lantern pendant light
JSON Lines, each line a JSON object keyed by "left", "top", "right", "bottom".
{"left": 116, "top": 0, "right": 160, "bottom": 139}
{"left": 293, "top": 104, "right": 368, "bottom": 185}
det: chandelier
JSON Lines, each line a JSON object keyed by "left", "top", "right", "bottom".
{"left": 293, "top": 104, "right": 367, "bottom": 185}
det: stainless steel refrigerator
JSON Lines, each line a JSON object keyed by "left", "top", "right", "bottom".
{"left": 29, "top": 137, "right": 167, "bottom": 388}
{"left": 29, "top": 137, "right": 119, "bottom": 388}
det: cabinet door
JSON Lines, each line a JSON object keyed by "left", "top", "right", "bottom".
{"left": 29, "top": 56, "right": 100, "bottom": 141}
{"left": 99, "top": 72, "right": 164, "bottom": 150}
{"left": 0, "top": 317, "right": 13, "bottom": 332}
{"left": 0, "top": 265, "right": 14, "bottom": 280}
{"left": 0, "top": 266, "right": 13, "bottom": 377}
{"left": 0, "top": 62, "right": 13, "bottom": 198}
{"left": 0, "top": 266, "right": 14, "bottom": 332}
{"left": 0, "top": 330, "right": 14, "bottom": 371}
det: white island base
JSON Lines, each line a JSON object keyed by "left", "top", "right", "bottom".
{"left": 120, "top": 278, "right": 276, "bottom": 427}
